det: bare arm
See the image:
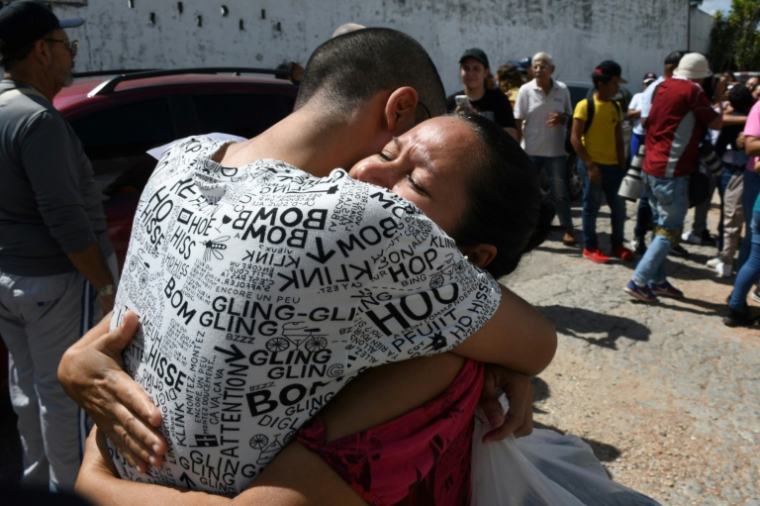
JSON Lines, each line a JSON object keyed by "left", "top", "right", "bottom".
{"left": 615, "top": 121, "right": 625, "bottom": 169}
{"left": 746, "top": 135, "right": 760, "bottom": 157}
{"left": 66, "top": 243, "right": 116, "bottom": 312}
{"left": 452, "top": 284, "right": 556, "bottom": 377}
{"left": 627, "top": 109, "right": 641, "bottom": 120}
{"left": 59, "top": 312, "right": 165, "bottom": 472}
{"left": 722, "top": 113, "right": 747, "bottom": 126}
{"left": 515, "top": 118, "right": 523, "bottom": 143}
{"left": 77, "top": 429, "right": 367, "bottom": 506}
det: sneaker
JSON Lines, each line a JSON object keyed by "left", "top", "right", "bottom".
{"left": 723, "top": 308, "right": 756, "bottom": 327}
{"left": 562, "top": 232, "right": 577, "bottom": 246}
{"left": 753, "top": 287, "right": 760, "bottom": 304}
{"left": 669, "top": 244, "right": 689, "bottom": 258}
{"left": 649, "top": 280, "right": 684, "bottom": 298}
{"left": 713, "top": 261, "right": 732, "bottom": 278}
{"left": 624, "top": 280, "right": 657, "bottom": 302}
{"left": 632, "top": 236, "right": 647, "bottom": 255}
{"left": 583, "top": 247, "right": 610, "bottom": 264}
{"left": 681, "top": 230, "right": 702, "bottom": 245}
{"left": 706, "top": 257, "right": 722, "bottom": 268}
{"left": 612, "top": 245, "right": 634, "bottom": 262}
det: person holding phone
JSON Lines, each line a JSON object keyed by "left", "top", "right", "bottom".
{"left": 446, "top": 48, "right": 517, "bottom": 139}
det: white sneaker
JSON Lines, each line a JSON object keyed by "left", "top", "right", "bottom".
{"left": 706, "top": 257, "right": 722, "bottom": 268}
{"left": 714, "top": 261, "right": 732, "bottom": 278}
{"left": 681, "top": 230, "right": 702, "bottom": 245}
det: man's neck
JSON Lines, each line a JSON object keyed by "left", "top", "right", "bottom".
{"left": 6, "top": 68, "right": 59, "bottom": 102}
{"left": 218, "top": 104, "right": 385, "bottom": 177}
{"left": 594, "top": 90, "right": 610, "bottom": 102}
{"left": 465, "top": 86, "right": 486, "bottom": 101}
{"left": 536, "top": 77, "right": 553, "bottom": 94}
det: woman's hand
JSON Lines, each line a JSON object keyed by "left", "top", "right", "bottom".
{"left": 479, "top": 365, "right": 534, "bottom": 443}
{"left": 58, "top": 311, "right": 166, "bottom": 472}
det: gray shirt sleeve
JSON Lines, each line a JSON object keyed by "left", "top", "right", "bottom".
{"left": 20, "top": 109, "right": 98, "bottom": 253}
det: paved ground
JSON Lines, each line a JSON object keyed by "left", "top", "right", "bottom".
{"left": 508, "top": 195, "right": 759, "bottom": 506}
{"left": 1, "top": 196, "right": 758, "bottom": 505}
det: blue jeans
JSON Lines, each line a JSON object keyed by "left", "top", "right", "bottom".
{"left": 729, "top": 211, "right": 760, "bottom": 312}
{"left": 738, "top": 170, "right": 760, "bottom": 270}
{"left": 577, "top": 160, "right": 626, "bottom": 249}
{"left": 530, "top": 155, "right": 573, "bottom": 233}
{"left": 632, "top": 173, "right": 690, "bottom": 285}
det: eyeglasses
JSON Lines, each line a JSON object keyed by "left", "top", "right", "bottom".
{"left": 533, "top": 64, "right": 550, "bottom": 70}
{"left": 44, "top": 39, "right": 78, "bottom": 57}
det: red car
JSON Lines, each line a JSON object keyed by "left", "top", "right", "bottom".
{"left": 0, "top": 68, "right": 298, "bottom": 395}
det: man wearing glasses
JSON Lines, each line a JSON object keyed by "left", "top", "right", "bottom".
{"left": 0, "top": 0, "right": 117, "bottom": 490}
{"left": 513, "top": 52, "right": 576, "bottom": 247}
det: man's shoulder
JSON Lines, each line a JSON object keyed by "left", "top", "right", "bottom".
{"left": 552, "top": 79, "right": 568, "bottom": 91}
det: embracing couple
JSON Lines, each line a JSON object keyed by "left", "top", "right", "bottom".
{"left": 59, "top": 29, "right": 654, "bottom": 506}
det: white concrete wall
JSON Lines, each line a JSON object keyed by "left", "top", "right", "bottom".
{"left": 689, "top": 8, "right": 713, "bottom": 55}
{"left": 51, "top": 0, "right": 712, "bottom": 95}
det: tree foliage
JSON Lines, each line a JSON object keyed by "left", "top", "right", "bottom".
{"left": 710, "top": 0, "right": 760, "bottom": 71}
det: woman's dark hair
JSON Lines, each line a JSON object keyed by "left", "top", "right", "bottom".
{"left": 729, "top": 84, "right": 754, "bottom": 114}
{"left": 449, "top": 113, "right": 555, "bottom": 278}
{"left": 497, "top": 64, "right": 523, "bottom": 94}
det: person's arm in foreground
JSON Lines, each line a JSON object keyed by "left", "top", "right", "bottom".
{"left": 59, "top": 312, "right": 164, "bottom": 472}
{"left": 61, "top": 305, "right": 541, "bottom": 469}
{"left": 77, "top": 428, "right": 367, "bottom": 506}
{"left": 452, "top": 284, "right": 556, "bottom": 377}
{"left": 77, "top": 352, "right": 534, "bottom": 505}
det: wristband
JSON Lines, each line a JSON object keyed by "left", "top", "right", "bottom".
{"left": 96, "top": 284, "right": 116, "bottom": 297}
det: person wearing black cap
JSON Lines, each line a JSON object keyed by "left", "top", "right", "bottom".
{"left": 446, "top": 48, "right": 517, "bottom": 139}
{"left": 0, "top": 0, "right": 117, "bottom": 490}
{"left": 571, "top": 60, "right": 633, "bottom": 265}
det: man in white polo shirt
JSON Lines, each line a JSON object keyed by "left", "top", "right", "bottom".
{"left": 514, "top": 52, "right": 575, "bottom": 246}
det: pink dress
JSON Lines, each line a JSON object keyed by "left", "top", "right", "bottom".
{"left": 297, "top": 360, "right": 483, "bottom": 506}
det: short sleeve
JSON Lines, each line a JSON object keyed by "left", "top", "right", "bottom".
{"left": 343, "top": 189, "right": 501, "bottom": 370}
{"left": 745, "top": 101, "right": 760, "bottom": 138}
{"left": 573, "top": 99, "right": 588, "bottom": 121}
{"left": 562, "top": 87, "right": 572, "bottom": 116}
{"left": 496, "top": 92, "right": 517, "bottom": 129}
{"left": 629, "top": 93, "right": 642, "bottom": 112}
{"left": 690, "top": 87, "right": 719, "bottom": 126}
{"left": 513, "top": 86, "right": 528, "bottom": 119}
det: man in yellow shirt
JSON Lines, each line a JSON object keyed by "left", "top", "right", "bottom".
{"left": 571, "top": 60, "right": 634, "bottom": 263}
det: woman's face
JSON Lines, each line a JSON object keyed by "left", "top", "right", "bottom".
{"left": 348, "top": 117, "right": 473, "bottom": 235}
{"left": 460, "top": 58, "right": 487, "bottom": 91}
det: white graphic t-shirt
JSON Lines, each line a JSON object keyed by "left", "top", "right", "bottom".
{"left": 111, "top": 136, "right": 500, "bottom": 494}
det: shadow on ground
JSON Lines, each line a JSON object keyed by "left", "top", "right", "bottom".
{"left": 539, "top": 305, "right": 651, "bottom": 349}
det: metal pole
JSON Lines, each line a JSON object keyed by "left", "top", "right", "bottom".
{"left": 687, "top": 0, "right": 691, "bottom": 51}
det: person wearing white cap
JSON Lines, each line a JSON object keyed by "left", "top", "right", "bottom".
{"left": 0, "top": 0, "right": 117, "bottom": 490}
{"left": 624, "top": 53, "right": 725, "bottom": 302}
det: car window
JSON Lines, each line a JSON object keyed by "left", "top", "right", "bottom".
{"left": 192, "top": 93, "right": 295, "bottom": 139}
{"left": 71, "top": 98, "right": 175, "bottom": 199}
{"left": 568, "top": 84, "right": 592, "bottom": 108}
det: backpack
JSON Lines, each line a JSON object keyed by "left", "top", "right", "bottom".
{"left": 583, "top": 88, "right": 622, "bottom": 134}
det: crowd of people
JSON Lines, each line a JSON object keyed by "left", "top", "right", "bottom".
{"left": 445, "top": 44, "right": 760, "bottom": 328}
{"left": 0, "top": 1, "right": 756, "bottom": 505}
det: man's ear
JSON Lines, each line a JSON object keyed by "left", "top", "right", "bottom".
{"left": 384, "top": 86, "right": 419, "bottom": 135}
{"left": 463, "top": 243, "right": 497, "bottom": 270}
{"left": 32, "top": 38, "right": 53, "bottom": 65}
